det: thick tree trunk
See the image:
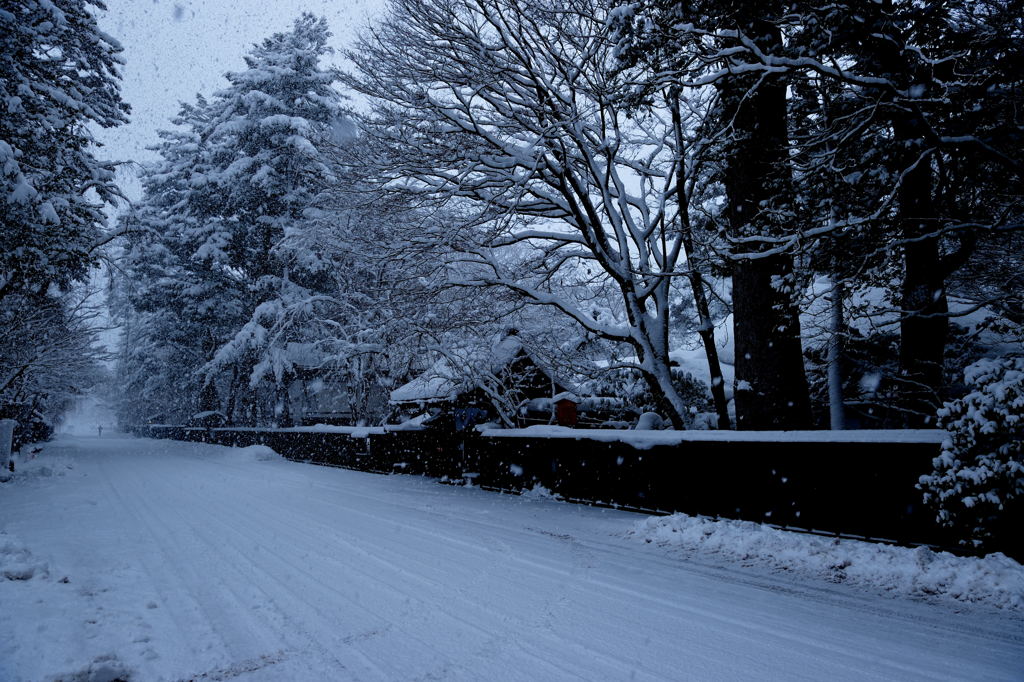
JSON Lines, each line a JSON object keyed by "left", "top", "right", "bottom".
{"left": 198, "top": 379, "right": 219, "bottom": 414}
{"left": 870, "top": 1, "right": 950, "bottom": 425}
{"left": 225, "top": 365, "right": 240, "bottom": 425}
{"left": 896, "top": 140, "right": 947, "bottom": 424}
{"left": 718, "top": 5, "right": 812, "bottom": 430}
{"left": 731, "top": 257, "right": 811, "bottom": 429}
{"left": 670, "top": 93, "right": 731, "bottom": 430}
{"left": 278, "top": 379, "right": 293, "bottom": 427}
{"left": 827, "top": 278, "right": 846, "bottom": 430}
{"left": 633, "top": 305, "right": 688, "bottom": 430}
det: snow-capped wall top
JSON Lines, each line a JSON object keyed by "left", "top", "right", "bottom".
{"left": 478, "top": 426, "right": 947, "bottom": 449}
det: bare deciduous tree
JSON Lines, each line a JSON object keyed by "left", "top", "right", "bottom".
{"left": 344, "top": 0, "right": 726, "bottom": 427}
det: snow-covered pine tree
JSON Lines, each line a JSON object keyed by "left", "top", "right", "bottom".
{"left": 188, "top": 13, "right": 352, "bottom": 423}
{"left": 116, "top": 15, "right": 398, "bottom": 426}
{"left": 0, "top": 0, "right": 129, "bottom": 297}
{"left": 109, "top": 94, "right": 245, "bottom": 426}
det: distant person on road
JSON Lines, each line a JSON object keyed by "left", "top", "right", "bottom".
{"left": 97, "top": 425, "right": 103, "bottom": 437}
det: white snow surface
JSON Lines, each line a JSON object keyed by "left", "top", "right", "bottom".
{"left": 632, "top": 514, "right": 1024, "bottom": 611}
{"left": 1, "top": 436, "right": 1021, "bottom": 681}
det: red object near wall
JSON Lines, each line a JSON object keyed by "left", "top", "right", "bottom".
{"left": 555, "top": 398, "right": 578, "bottom": 426}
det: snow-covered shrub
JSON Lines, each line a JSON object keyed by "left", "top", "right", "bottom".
{"left": 580, "top": 367, "right": 711, "bottom": 427}
{"left": 634, "top": 412, "right": 665, "bottom": 430}
{"left": 920, "top": 356, "right": 1024, "bottom": 547}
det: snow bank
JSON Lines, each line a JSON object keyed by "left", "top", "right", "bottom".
{"left": 2, "top": 448, "right": 75, "bottom": 484}
{"left": 520, "top": 483, "right": 561, "bottom": 501}
{"left": 220, "top": 444, "right": 282, "bottom": 462}
{"left": 630, "top": 513, "right": 1024, "bottom": 610}
{"left": 0, "top": 531, "right": 49, "bottom": 582}
{"left": 1, "top": 527, "right": 138, "bottom": 681}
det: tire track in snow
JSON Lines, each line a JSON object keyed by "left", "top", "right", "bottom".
{"left": 97, "top": 456, "right": 292, "bottom": 677}
{"left": 164, "top": 459, "right": 682, "bottom": 680}
{"left": 107, "top": 455, "right": 380, "bottom": 681}
{"left": 159, "top": 459, "right": 607, "bottom": 681}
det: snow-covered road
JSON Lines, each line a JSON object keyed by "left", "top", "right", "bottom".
{"left": 1, "top": 437, "right": 1021, "bottom": 681}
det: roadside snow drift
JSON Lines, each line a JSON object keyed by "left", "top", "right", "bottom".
{"left": 220, "top": 444, "right": 282, "bottom": 462}
{"left": 630, "top": 514, "right": 1024, "bottom": 610}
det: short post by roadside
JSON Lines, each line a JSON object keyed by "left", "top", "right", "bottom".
{"left": 0, "top": 418, "right": 16, "bottom": 480}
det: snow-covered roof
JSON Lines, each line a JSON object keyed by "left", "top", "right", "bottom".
{"left": 389, "top": 368, "right": 461, "bottom": 404}
{"left": 389, "top": 334, "right": 546, "bottom": 405}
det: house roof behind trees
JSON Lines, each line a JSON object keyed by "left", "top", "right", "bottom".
{"left": 389, "top": 334, "right": 565, "bottom": 405}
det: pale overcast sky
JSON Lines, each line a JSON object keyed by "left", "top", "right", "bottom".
{"left": 95, "top": 0, "right": 383, "bottom": 200}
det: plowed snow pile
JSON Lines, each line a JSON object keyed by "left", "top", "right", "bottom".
{"left": 221, "top": 444, "right": 282, "bottom": 462}
{"left": 630, "top": 513, "right": 1024, "bottom": 609}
